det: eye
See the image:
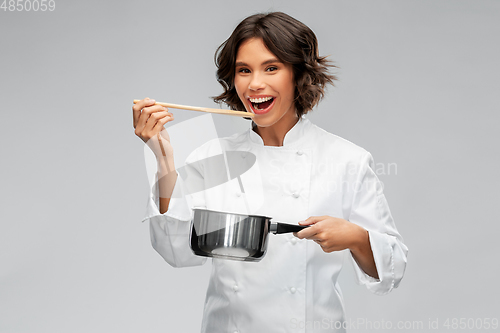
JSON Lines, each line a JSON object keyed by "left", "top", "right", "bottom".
{"left": 237, "top": 68, "right": 250, "bottom": 74}
{"left": 266, "top": 66, "right": 278, "bottom": 72}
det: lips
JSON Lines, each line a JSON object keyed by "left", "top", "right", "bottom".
{"left": 247, "top": 96, "right": 276, "bottom": 115}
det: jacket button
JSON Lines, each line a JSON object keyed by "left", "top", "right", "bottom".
{"left": 290, "top": 287, "right": 297, "bottom": 294}
{"left": 292, "top": 192, "right": 300, "bottom": 198}
{"left": 233, "top": 285, "right": 239, "bottom": 292}
{"left": 235, "top": 191, "right": 241, "bottom": 197}
{"left": 296, "top": 150, "right": 303, "bottom": 156}
{"left": 290, "top": 238, "right": 297, "bottom": 245}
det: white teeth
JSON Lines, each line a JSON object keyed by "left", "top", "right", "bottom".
{"left": 249, "top": 96, "right": 273, "bottom": 103}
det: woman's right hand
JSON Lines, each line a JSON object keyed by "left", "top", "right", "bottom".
{"left": 134, "top": 98, "right": 177, "bottom": 212}
{"left": 133, "top": 98, "right": 175, "bottom": 158}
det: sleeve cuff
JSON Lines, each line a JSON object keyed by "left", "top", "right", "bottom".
{"left": 141, "top": 171, "right": 193, "bottom": 223}
{"left": 142, "top": 173, "right": 206, "bottom": 268}
{"left": 350, "top": 230, "right": 406, "bottom": 295}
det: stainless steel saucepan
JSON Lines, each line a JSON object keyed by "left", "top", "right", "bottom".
{"left": 189, "top": 208, "right": 308, "bottom": 262}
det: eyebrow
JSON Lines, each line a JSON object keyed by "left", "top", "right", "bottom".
{"left": 235, "top": 58, "right": 282, "bottom": 67}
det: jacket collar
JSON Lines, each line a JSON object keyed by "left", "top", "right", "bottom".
{"left": 248, "top": 116, "right": 311, "bottom": 147}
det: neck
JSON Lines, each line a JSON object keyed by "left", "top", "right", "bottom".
{"left": 253, "top": 115, "right": 299, "bottom": 147}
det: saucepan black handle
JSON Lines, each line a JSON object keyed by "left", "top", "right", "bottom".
{"left": 270, "top": 222, "right": 309, "bottom": 235}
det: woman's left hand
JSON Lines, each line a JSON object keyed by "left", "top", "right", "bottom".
{"left": 294, "top": 216, "right": 366, "bottom": 253}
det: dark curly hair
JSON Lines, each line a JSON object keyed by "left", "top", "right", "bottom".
{"left": 213, "top": 12, "right": 336, "bottom": 117}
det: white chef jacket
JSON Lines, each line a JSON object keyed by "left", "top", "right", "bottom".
{"left": 143, "top": 117, "right": 408, "bottom": 333}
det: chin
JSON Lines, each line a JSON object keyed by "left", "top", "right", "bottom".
{"left": 252, "top": 121, "right": 269, "bottom": 128}
{"left": 252, "top": 116, "right": 284, "bottom": 129}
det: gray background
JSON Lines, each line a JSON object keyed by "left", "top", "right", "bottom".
{"left": 1, "top": 0, "right": 499, "bottom": 332}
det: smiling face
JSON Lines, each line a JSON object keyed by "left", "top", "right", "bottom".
{"left": 234, "top": 38, "right": 297, "bottom": 130}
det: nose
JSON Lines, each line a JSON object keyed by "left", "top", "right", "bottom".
{"left": 248, "top": 73, "right": 265, "bottom": 91}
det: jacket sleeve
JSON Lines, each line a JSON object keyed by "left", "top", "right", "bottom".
{"left": 142, "top": 152, "right": 207, "bottom": 268}
{"left": 347, "top": 152, "right": 408, "bottom": 295}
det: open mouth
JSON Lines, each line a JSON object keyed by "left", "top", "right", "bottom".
{"left": 248, "top": 96, "right": 275, "bottom": 114}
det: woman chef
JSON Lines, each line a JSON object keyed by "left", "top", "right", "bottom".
{"left": 133, "top": 12, "right": 408, "bottom": 333}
